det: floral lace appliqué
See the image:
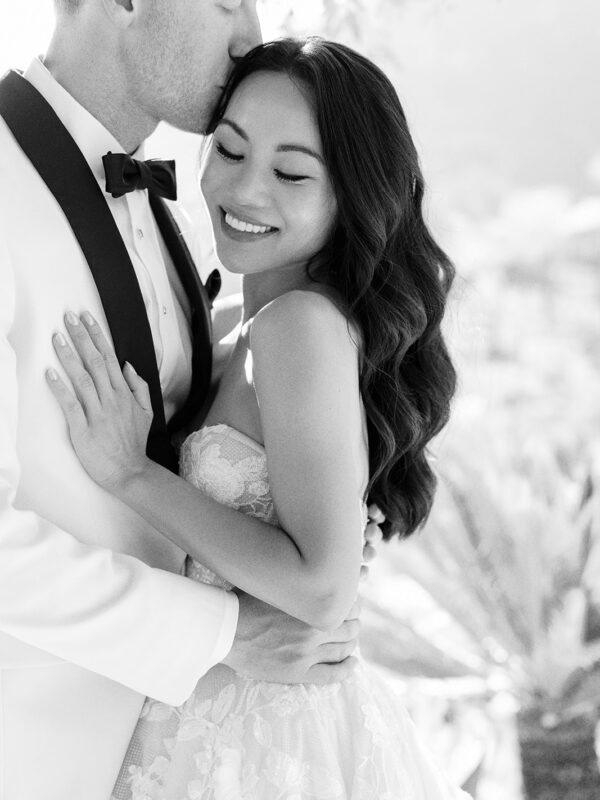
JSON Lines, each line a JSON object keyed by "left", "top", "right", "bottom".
{"left": 179, "top": 425, "right": 278, "bottom": 591}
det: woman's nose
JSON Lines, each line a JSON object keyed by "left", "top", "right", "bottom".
{"left": 231, "top": 163, "right": 269, "bottom": 207}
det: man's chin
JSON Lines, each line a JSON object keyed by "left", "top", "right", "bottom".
{"left": 161, "top": 104, "right": 212, "bottom": 137}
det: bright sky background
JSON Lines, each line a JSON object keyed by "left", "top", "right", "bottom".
{"left": 0, "top": 5, "right": 56, "bottom": 73}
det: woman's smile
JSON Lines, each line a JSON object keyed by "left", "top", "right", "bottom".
{"left": 220, "top": 207, "right": 279, "bottom": 240}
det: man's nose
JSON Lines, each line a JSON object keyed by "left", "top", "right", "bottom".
{"left": 230, "top": 1, "right": 263, "bottom": 59}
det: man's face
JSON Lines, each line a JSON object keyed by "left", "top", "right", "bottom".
{"left": 123, "top": 0, "right": 262, "bottom": 134}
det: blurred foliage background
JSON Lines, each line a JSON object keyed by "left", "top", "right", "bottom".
{"left": 3, "top": 0, "right": 600, "bottom": 797}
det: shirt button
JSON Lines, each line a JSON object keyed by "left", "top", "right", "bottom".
{"left": 136, "top": 228, "right": 144, "bottom": 239}
{"left": 162, "top": 305, "right": 168, "bottom": 316}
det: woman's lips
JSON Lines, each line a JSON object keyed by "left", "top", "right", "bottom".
{"left": 218, "top": 207, "right": 279, "bottom": 242}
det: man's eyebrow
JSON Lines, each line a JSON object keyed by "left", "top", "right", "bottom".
{"left": 217, "top": 119, "right": 324, "bottom": 165}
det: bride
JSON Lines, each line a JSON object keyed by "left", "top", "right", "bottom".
{"left": 47, "top": 37, "right": 466, "bottom": 800}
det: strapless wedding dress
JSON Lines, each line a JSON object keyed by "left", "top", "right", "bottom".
{"left": 111, "top": 424, "right": 470, "bottom": 800}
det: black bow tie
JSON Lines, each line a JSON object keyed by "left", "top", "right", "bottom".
{"left": 102, "top": 151, "right": 177, "bottom": 201}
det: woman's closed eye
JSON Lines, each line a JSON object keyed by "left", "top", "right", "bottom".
{"left": 216, "top": 141, "right": 310, "bottom": 183}
{"left": 216, "top": 142, "right": 243, "bottom": 162}
{"left": 274, "top": 169, "right": 310, "bottom": 184}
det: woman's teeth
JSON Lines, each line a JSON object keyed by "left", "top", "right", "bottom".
{"left": 224, "top": 212, "right": 274, "bottom": 235}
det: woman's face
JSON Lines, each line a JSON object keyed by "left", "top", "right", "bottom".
{"left": 201, "top": 71, "right": 338, "bottom": 277}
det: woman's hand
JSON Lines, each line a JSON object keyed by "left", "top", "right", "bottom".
{"left": 46, "top": 311, "right": 154, "bottom": 492}
{"left": 360, "top": 504, "right": 385, "bottom": 580}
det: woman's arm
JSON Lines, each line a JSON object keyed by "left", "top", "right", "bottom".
{"left": 249, "top": 291, "right": 366, "bottom": 628}
{"left": 48, "top": 297, "right": 364, "bottom": 630}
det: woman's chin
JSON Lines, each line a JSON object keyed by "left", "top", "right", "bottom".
{"left": 215, "top": 256, "right": 248, "bottom": 275}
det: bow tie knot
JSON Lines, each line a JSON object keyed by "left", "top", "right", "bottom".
{"left": 102, "top": 151, "right": 177, "bottom": 201}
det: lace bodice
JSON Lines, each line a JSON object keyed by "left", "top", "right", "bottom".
{"left": 179, "top": 424, "right": 278, "bottom": 590}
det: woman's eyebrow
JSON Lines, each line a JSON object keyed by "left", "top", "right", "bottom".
{"left": 217, "top": 118, "right": 324, "bottom": 165}
{"left": 218, "top": 118, "right": 249, "bottom": 140}
{"left": 277, "top": 144, "right": 324, "bottom": 165}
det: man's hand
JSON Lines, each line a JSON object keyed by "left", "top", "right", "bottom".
{"left": 222, "top": 592, "right": 360, "bottom": 684}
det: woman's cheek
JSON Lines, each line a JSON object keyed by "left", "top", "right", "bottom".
{"left": 200, "top": 155, "right": 224, "bottom": 202}
{"left": 305, "top": 193, "right": 337, "bottom": 250}
{"left": 199, "top": 168, "right": 215, "bottom": 204}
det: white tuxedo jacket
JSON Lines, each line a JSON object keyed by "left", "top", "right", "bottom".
{"left": 0, "top": 73, "right": 237, "bottom": 799}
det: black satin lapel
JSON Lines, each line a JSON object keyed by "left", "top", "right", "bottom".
{"left": 0, "top": 70, "right": 176, "bottom": 471}
{"left": 149, "top": 195, "right": 215, "bottom": 433}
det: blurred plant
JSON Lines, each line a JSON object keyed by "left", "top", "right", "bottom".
{"left": 363, "top": 421, "right": 600, "bottom": 798}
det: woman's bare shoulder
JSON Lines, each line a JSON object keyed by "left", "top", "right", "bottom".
{"left": 250, "top": 289, "right": 359, "bottom": 354}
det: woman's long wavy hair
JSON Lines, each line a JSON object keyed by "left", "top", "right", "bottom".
{"left": 208, "top": 37, "right": 457, "bottom": 539}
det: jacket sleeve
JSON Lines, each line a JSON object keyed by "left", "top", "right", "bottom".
{"left": 0, "top": 233, "right": 238, "bottom": 706}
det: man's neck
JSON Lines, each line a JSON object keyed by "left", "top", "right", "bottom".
{"left": 43, "top": 38, "right": 157, "bottom": 153}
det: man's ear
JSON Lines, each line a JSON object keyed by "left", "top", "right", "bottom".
{"left": 100, "top": 0, "right": 135, "bottom": 28}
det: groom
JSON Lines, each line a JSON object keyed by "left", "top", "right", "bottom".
{"left": 0, "top": 2, "right": 366, "bottom": 798}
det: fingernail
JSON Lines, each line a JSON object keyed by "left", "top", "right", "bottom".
{"left": 66, "top": 311, "right": 79, "bottom": 326}
{"left": 124, "top": 361, "right": 137, "bottom": 374}
{"left": 82, "top": 311, "right": 95, "bottom": 326}
{"left": 54, "top": 333, "right": 66, "bottom": 347}
{"left": 46, "top": 368, "right": 58, "bottom": 381}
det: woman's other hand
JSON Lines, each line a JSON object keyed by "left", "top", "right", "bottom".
{"left": 360, "top": 504, "right": 385, "bottom": 580}
{"left": 46, "top": 311, "right": 153, "bottom": 491}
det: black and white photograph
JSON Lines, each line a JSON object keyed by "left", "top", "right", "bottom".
{"left": 0, "top": 1, "right": 598, "bottom": 798}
